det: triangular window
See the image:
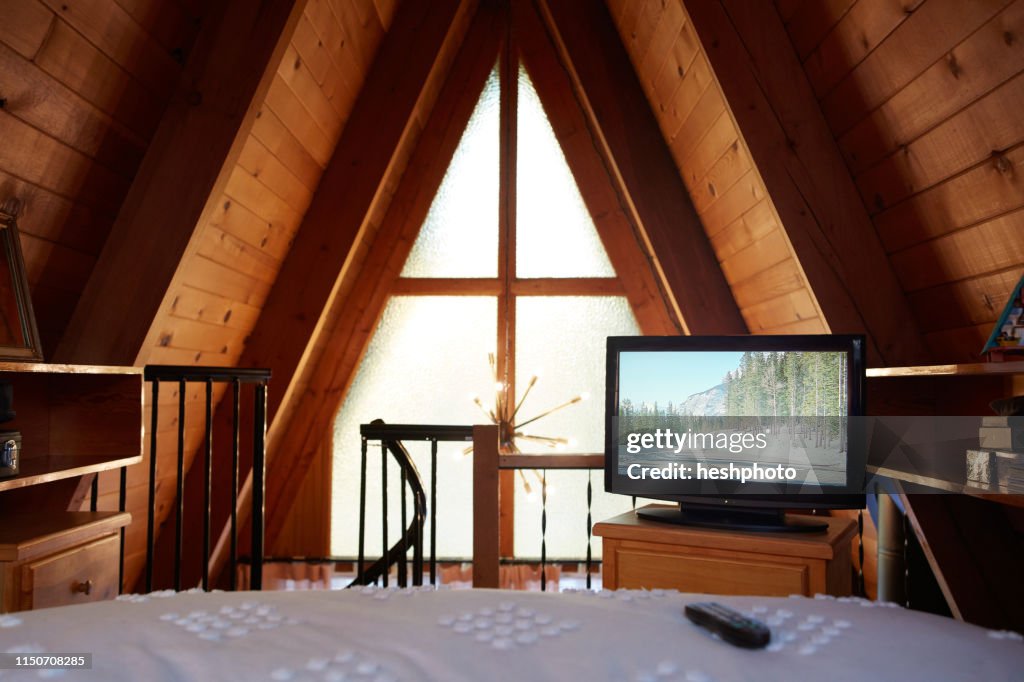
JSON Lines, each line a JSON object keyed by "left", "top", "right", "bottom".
{"left": 331, "top": 21, "right": 673, "bottom": 561}
{"left": 516, "top": 64, "right": 614, "bottom": 278}
{"left": 402, "top": 67, "right": 500, "bottom": 278}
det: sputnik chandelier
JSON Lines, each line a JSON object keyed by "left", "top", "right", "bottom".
{"left": 467, "top": 354, "right": 588, "bottom": 497}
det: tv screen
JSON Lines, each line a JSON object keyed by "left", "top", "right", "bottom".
{"left": 605, "top": 335, "right": 866, "bottom": 530}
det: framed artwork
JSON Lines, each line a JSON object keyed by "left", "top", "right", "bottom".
{"left": 0, "top": 198, "right": 43, "bottom": 362}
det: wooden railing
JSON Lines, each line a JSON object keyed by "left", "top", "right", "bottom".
{"left": 471, "top": 424, "right": 605, "bottom": 588}
{"left": 352, "top": 421, "right": 472, "bottom": 587}
{"left": 352, "top": 423, "right": 604, "bottom": 590}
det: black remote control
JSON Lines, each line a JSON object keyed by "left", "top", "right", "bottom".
{"left": 684, "top": 602, "right": 771, "bottom": 649}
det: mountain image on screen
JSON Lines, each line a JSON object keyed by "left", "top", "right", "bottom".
{"left": 616, "top": 350, "right": 850, "bottom": 487}
{"left": 619, "top": 351, "right": 847, "bottom": 419}
{"left": 677, "top": 384, "right": 726, "bottom": 416}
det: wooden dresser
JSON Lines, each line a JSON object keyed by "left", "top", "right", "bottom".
{"left": 596, "top": 506, "right": 856, "bottom": 596}
{"left": 0, "top": 363, "right": 142, "bottom": 612}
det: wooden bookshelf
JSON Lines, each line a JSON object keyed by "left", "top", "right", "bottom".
{"left": 0, "top": 362, "right": 142, "bottom": 612}
{"left": 866, "top": 465, "right": 1024, "bottom": 509}
{"left": 0, "top": 362, "right": 143, "bottom": 502}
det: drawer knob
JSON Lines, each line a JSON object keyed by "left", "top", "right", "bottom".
{"left": 72, "top": 579, "right": 93, "bottom": 595}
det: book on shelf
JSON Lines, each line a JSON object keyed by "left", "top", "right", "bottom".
{"left": 978, "top": 426, "right": 1024, "bottom": 450}
{"left": 982, "top": 416, "right": 1016, "bottom": 427}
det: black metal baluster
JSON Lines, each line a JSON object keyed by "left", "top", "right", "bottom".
{"left": 175, "top": 378, "right": 186, "bottom": 592}
{"left": 399, "top": 465, "right": 407, "bottom": 587}
{"left": 230, "top": 379, "right": 240, "bottom": 591}
{"left": 358, "top": 437, "right": 367, "bottom": 583}
{"left": 541, "top": 470, "right": 547, "bottom": 593}
{"left": 381, "top": 441, "right": 388, "bottom": 588}
{"left": 251, "top": 382, "right": 267, "bottom": 591}
{"left": 902, "top": 509, "right": 910, "bottom": 608}
{"left": 90, "top": 475, "right": 98, "bottom": 511}
{"left": 430, "top": 438, "right": 437, "bottom": 586}
{"left": 413, "top": 477, "right": 424, "bottom": 587}
{"left": 586, "top": 470, "right": 593, "bottom": 590}
{"left": 202, "top": 379, "right": 213, "bottom": 591}
{"left": 857, "top": 509, "right": 865, "bottom": 596}
{"left": 146, "top": 380, "right": 159, "bottom": 593}
{"left": 119, "top": 465, "right": 127, "bottom": 594}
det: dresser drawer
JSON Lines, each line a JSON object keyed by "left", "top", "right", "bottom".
{"left": 614, "top": 547, "right": 811, "bottom": 595}
{"left": 21, "top": 534, "right": 119, "bottom": 610}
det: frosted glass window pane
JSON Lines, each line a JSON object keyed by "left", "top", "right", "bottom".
{"left": 516, "top": 64, "right": 615, "bottom": 278}
{"left": 513, "top": 471, "right": 643, "bottom": 561}
{"left": 401, "top": 66, "right": 500, "bottom": 278}
{"left": 331, "top": 296, "right": 497, "bottom": 559}
{"left": 512, "top": 297, "right": 639, "bottom": 558}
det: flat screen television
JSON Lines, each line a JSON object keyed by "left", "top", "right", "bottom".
{"left": 605, "top": 335, "right": 866, "bottom": 532}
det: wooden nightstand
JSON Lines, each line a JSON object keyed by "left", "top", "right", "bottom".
{"left": 595, "top": 506, "right": 856, "bottom": 596}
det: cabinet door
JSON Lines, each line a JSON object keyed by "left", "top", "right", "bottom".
{"left": 22, "top": 534, "right": 119, "bottom": 610}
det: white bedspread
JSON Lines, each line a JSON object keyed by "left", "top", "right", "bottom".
{"left": 0, "top": 587, "right": 1021, "bottom": 681}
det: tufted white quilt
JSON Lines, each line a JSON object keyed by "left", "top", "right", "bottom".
{"left": 0, "top": 587, "right": 1021, "bottom": 681}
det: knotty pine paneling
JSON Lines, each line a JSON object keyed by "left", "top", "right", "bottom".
{"left": 780, "top": 0, "right": 1024, "bottom": 362}
{"left": 0, "top": 0, "right": 204, "bottom": 356}
{"left": 148, "top": 0, "right": 394, "bottom": 368}
{"left": 118, "top": 0, "right": 394, "bottom": 590}
{"left": 607, "top": 0, "right": 826, "bottom": 334}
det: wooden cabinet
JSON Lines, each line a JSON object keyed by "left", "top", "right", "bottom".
{"left": 595, "top": 507, "right": 856, "bottom": 596}
{"left": 0, "top": 511, "right": 130, "bottom": 612}
{"left": 0, "top": 363, "right": 143, "bottom": 612}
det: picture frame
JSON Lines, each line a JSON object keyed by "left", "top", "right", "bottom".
{"left": 0, "top": 198, "right": 44, "bottom": 362}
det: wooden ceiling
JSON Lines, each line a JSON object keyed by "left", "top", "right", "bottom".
{"left": 1, "top": 0, "right": 1022, "bottom": 577}
{"left": 608, "top": 0, "right": 1024, "bottom": 364}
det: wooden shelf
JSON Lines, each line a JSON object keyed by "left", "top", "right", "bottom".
{"left": 867, "top": 465, "right": 1024, "bottom": 508}
{"left": 0, "top": 362, "right": 141, "bottom": 375}
{"left": 0, "top": 365, "right": 143, "bottom": 611}
{"left": 865, "top": 362, "right": 1023, "bottom": 416}
{"left": 0, "top": 454, "right": 141, "bottom": 492}
{"left": 867, "top": 361, "right": 1024, "bottom": 378}
{"left": 0, "top": 511, "right": 131, "bottom": 562}
{"left": 0, "top": 363, "right": 143, "bottom": 509}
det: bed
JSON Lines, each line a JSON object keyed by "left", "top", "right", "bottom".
{"left": 1, "top": 587, "right": 1021, "bottom": 681}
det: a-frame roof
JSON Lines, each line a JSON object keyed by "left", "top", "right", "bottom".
{"left": 2, "top": 0, "right": 1023, "bottom": 595}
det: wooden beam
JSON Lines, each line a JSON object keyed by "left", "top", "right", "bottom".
{"left": 235, "top": 0, "right": 475, "bottom": 396}
{"left": 681, "top": 0, "right": 928, "bottom": 366}
{"left": 53, "top": 0, "right": 303, "bottom": 365}
{"left": 514, "top": 0, "right": 677, "bottom": 336}
{"left": 537, "top": 0, "right": 746, "bottom": 335}
{"left": 258, "top": 2, "right": 499, "bottom": 548}
{"left": 205, "top": 0, "right": 482, "bottom": 571}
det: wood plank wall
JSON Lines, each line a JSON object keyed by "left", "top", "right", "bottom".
{"left": 93, "top": 0, "right": 396, "bottom": 590}
{"left": 265, "top": 0, "right": 481, "bottom": 556}
{"left": 0, "top": 0, "right": 205, "bottom": 355}
{"left": 604, "top": 0, "right": 828, "bottom": 335}
{"left": 777, "top": 0, "right": 1024, "bottom": 362}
